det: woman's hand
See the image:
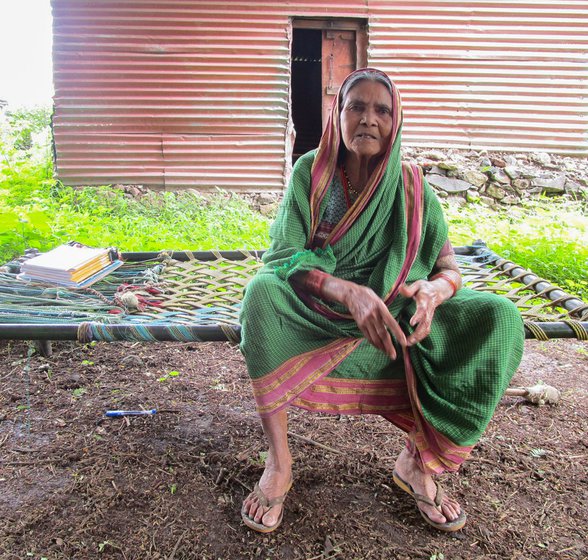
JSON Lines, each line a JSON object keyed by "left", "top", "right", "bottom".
{"left": 322, "top": 278, "right": 406, "bottom": 359}
{"left": 399, "top": 277, "right": 454, "bottom": 346}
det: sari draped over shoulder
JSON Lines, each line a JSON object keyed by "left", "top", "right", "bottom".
{"left": 239, "top": 69, "right": 524, "bottom": 475}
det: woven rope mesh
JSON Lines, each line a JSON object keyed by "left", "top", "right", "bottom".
{"left": 457, "top": 260, "right": 587, "bottom": 321}
{"left": 1, "top": 247, "right": 586, "bottom": 336}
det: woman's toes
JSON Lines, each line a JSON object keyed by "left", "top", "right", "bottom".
{"left": 441, "top": 499, "right": 461, "bottom": 521}
{"left": 242, "top": 495, "right": 258, "bottom": 517}
{"left": 251, "top": 504, "right": 264, "bottom": 522}
{"left": 425, "top": 506, "right": 446, "bottom": 524}
{"left": 253, "top": 507, "right": 264, "bottom": 523}
{"left": 261, "top": 508, "right": 278, "bottom": 526}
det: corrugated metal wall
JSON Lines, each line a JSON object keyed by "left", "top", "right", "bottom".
{"left": 52, "top": 0, "right": 588, "bottom": 190}
{"left": 369, "top": 0, "right": 588, "bottom": 155}
{"left": 51, "top": 1, "right": 368, "bottom": 189}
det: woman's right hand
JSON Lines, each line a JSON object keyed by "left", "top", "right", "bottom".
{"left": 322, "top": 277, "right": 407, "bottom": 360}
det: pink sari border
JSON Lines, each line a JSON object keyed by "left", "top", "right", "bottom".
{"left": 252, "top": 337, "right": 362, "bottom": 417}
{"left": 401, "top": 348, "right": 474, "bottom": 474}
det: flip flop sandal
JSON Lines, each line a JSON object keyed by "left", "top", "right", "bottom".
{"left": 241, "top": 479, "right": 293, "bottom": 533}
{"left": 392, "top": 470, "right": 467, "bottom": 532}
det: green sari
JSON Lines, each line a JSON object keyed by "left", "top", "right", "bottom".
{"left": 240, "top": 69, "right": 524, "bottom": 474}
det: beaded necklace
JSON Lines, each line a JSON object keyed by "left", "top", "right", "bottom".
{"left": 341, "top": 166, "right": 362, "bottom": 199}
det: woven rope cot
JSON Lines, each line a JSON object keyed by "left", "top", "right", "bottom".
{"left": 0, "top": 242, "right": 586, "bottom": 344}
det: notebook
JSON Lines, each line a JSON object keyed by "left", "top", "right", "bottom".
{"left": 18, "top": 242, "right": 123, "bottom": 287}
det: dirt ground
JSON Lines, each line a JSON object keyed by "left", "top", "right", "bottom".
{"left": 0, "top": 337, "right": 586, "bottom": 560}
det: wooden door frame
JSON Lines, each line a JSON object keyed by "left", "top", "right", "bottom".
{"left": 292, "top": 18, "right": 368, "bottom": 68}
{"left": 286, "top": 18, "right": 368, "bottom": 178}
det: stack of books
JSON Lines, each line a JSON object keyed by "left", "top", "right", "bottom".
{"left": 18, "top": 243, "right": 123, "bottom": 288}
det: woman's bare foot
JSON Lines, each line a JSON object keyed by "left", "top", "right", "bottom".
{"left": 394, "top": 447, "right": 462, "bottom": 525}
{"left": 242, "top": 453, "right": 292, "bottom": 528}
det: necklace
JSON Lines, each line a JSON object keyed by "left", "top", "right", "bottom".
{"left": 341, "top": 166, "right": 362, "bottom": 199}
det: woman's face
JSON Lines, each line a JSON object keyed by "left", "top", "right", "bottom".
{"left": 340, "top": 79, "right": 393, "bottom": 162}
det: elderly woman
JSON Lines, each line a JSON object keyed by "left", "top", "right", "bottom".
{"left": 239, "top": 68, "right": 524, "bottom": 533}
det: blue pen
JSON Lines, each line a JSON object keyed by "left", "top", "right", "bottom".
{"left": 105, "top": 409, "right": 157, "bottom": 417}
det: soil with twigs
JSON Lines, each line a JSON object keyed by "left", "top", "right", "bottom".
{"left": 0, "top": 337, "right": 586, "bottom": 560}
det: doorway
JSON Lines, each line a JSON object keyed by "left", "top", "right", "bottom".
{"left": 290, "top": 19, "right": 368, "bottom": 162}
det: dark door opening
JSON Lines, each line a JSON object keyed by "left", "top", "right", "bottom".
{"left": 290, "top": 21, "right": 367, "bottom": 164}
{"left": 291, "top": 28, "right": 323, "bottom": 160}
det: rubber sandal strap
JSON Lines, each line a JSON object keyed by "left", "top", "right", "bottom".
{"left": 433, "top": 480, "right": 445, "bottom": 507}
{"left": 252, "top": 482, "right": 289, "bottom": 508}
{"left": 410, "top": 480, "right": 445, "bottom": 509}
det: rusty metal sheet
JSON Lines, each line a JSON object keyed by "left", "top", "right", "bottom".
{"left": 52, "top": 0, "right": 587, "bottom": 192}
{"left": 369, "top": 0, "right": 588, "bottom": 155}
{"left": 52, "top": 0, "right": 368, "bottom": 189}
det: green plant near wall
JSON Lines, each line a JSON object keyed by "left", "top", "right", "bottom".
{"left": 443, "top": 199, "right": 588, "bottom": 298}
{"left": 1, "top": 107, "right": 55, "bottom": 259}
{"left": 4, "top": 107, "right": 52, "bottom": 151}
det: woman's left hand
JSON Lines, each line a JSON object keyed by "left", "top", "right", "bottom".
{"left": 398, "top": 279, "right": 453, "bottom": 346}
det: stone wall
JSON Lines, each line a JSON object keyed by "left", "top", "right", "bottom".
{"left": 251, "top": 150, "right": 588, "bottom": 215}
{"left": 405, "top": 148, "right": 588, "bottom": 209}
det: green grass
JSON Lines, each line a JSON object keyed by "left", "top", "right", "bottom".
{"left": 0, "top": 109, "right": 271, "bottom": 259}
{"left": 1, "top": 107, "right": 586, "bottom": 299}
{"left": 443, "top": 199, "right": 587, "bottom": 298}
{"left": 1, "top": 181, "right": 272, "bottom": 259}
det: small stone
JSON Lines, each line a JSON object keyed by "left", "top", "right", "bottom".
{"left": 504, "top": 166, "right": 519, "bottom": 180}
{"left": 426, "top": 175, "right": 472, "bottom": 193}
{"left": 258, "top": 202, "right": 279, "bottom": 216}
{"left": 531, "top": 152, "right": 552, "bottom": 166}
{"left": 565, "top": 180, "right": 582, "bottom": 193}
{"left": 462, "top": 169, "right": 488, "bottom": 188}
{"left": 257, "top": 193, "right": 276, "bottom": 205}
{"left": 466, "top": 189, "right": 481, "bottom": 203}
{"left": 480, "top": 196, "right": 497, "bottom": 207}
{"left": 478, "top": 158, "right": 492, "bottom": 168}
{"left": 486, "top": 184, "right": 507, "bottom": 200}
{"left": 490, "top": 157, "right": 506, "bottom": 168}
{"left": 426, "top": 165, "right": 447, "bottom": 176}
{"left": 512, "top": 178, "right": 531, "bottom": 190}
{"left": 118, "top": 291, "right": 140, "bottom": 309}
{"left": 501, "top": 195, "right": 520, "bottom": 205}
{"left": 527, "top": 187, "right": 543, "bottom": 198}
{"left": 504, "top": 155, "right": 517, "bottom": 166}
{"left": 532, "top": 174, "right": 566, "bottom": 193}
{"left": 422, "top": 150, "right": 446, "bottom": 161}
{"left": 438, "top": 161, "right": 459, "bottom": 171}
{"left": 494, "top": 170, "right": 511, "bottom": 185}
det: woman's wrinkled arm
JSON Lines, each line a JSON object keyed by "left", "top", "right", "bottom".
{"left": 399, "top": 244, "right": 462, "bottom": 346}
{"left": 291, "top": 271, "right": 406, "bottom": 359}
{"left": 429, "top": 249, "right": 462, "bottom": 296}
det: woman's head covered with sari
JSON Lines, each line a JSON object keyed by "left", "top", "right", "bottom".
{"left": 310, "top": 68, "right": 403, "bottom": 210}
